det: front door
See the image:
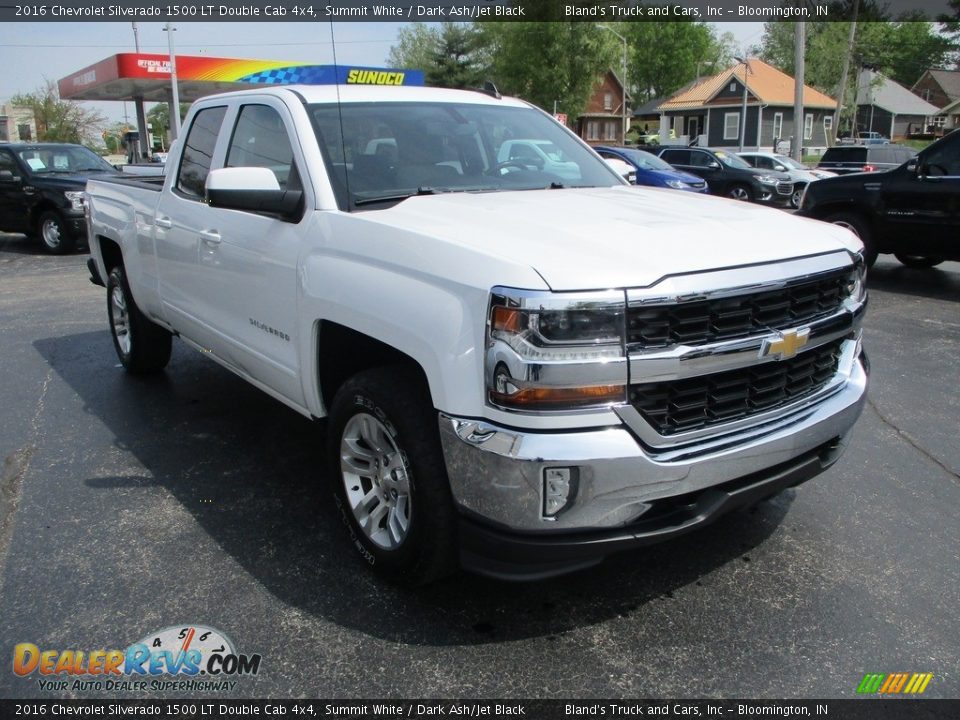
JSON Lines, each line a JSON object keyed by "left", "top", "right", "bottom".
{"left": 0, "top": 149, "right": 30, "bottom": 233}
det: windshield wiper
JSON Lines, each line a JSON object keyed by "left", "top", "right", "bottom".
{"left": 353, "top": 186, "right": 441, "bottom": 207}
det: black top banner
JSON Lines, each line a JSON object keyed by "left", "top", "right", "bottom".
{"left": 4, "top": 0, "right": 959, "bottom": 23}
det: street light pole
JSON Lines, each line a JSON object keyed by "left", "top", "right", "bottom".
{"left": 598, "top": 24, "right": 628, "bottom": 145}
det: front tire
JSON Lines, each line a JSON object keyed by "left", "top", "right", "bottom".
{"left": 107, "top": 266, "right": 172, "bottom": 373}
{"left": 894, "top": 254, "right": 944, "bottom": 269}
{"left": 790, "top": 184, "right": 806, "bottom": 209}
{"left": 824, "top": 211, "right": 877, "bottom": 267}
{"left": 327, "top": 366, "right": 457, "bottom": 585}
{"left": 727, "top": 184, "right": 752, "bottom": 202}
{"left": 37, "top": 210, "right": 75, "bottom": 254}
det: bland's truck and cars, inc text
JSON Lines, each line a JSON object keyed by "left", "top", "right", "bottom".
{"left": 85, "top": 84, "right": 869, "bottom": 583}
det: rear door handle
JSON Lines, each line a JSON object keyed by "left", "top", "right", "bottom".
{"left": 199, "top": 229, "right": 221, "bottom": 245}
{"left": 155, "top": 216, "right": 173, "bottom": 229}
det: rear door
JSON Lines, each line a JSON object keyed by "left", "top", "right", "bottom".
{"left": 154, "top": 104, "right": 229, "bottom": 351}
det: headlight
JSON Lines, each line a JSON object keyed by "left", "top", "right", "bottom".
{"left": 64, "top": 191, "right": 85, "bottom": 211}
{"left": 753, "top": 174, "right": 779, "bottom": 185}
{"left": 844, "top": 254, "right": 868, "bottom": 303}
{"left": 486, "top": 289, "right": 627, "bottom": 411}
{"left": 665, "top": 180, "right": 686, "bottom": 189}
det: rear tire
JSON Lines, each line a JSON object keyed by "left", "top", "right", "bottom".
{"left": 824, "top": 211, "right": 877, "bottom": 268}
{"left": 107, "top": 266, "right": 172, "bottom": 373}
{"left": 894, "top": 254, "right": 944, "bottom": 269}
{"left": 327, "top": 366, "right": 457, "bottom": 585}
{"left": 37, "top": 210, "right": 75, "bottom": 255}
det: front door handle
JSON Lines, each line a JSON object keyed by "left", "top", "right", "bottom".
{"left": 199, "top": 229, "right": 221, "bottom": 245}
{"left": 155, "top": 216, "right": 173, "bottom": 229}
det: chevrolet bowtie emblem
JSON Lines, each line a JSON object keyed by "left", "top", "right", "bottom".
{"left": 760, "top": 328, "right": 810, "bottom": 360}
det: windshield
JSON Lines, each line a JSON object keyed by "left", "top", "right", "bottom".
{"left": 308, "top": 101, "right": 623, "bottom": 210}
{"left": 15, "top": 145, "right": 115, "bottom": 174}
{"left": 774, "top": 155, "right": 806, "bottom": 170}
{"left": 621, "top": 148, "right": 674, "bottom": 171}
{"left": 713, "top": 150, "right": 751, "bottom": 169}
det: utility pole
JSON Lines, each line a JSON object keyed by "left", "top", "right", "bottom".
{"left": 735, "top": 56, "right": 751, "bottom": 152}
{"left": 792, "top": 21, "right": 805, "bottom": 161}
{"left": 163, "top": 23, "right": 182, "bottom": 140}
{"left": 132, "top": 22, "right": 149, "bottom": 163}
{"left": 833, "top": 0, "right": 860, "bottom": 144}
{"left": 598, "top": 24, "right": 628, "bottom": 145}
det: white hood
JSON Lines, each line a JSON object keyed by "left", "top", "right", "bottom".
{"left": 365, "top": 186, "right": 860, "bottom": 291}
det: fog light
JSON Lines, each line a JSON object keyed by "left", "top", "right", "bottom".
{"left": 543, "top": 467, "right": 577, "bottom": 519}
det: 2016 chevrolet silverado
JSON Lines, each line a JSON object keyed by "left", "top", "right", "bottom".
{"left": 85, "top": 85, "right": 869, "bottom": 583}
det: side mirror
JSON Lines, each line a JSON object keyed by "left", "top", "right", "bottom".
{"left": 0, "top": 169, "right": 19, "bottom": 183}
{"left": 906, "top": 158, "right": 919, "bottom": 174}
{"left": 206, "top": 167, "right": 303, "bottom": 219}
{"left": 774, "top": 164, "right": 787, "bottom": 172}
{"left": 707, "top": 161, "right": 720, "bottom": 169}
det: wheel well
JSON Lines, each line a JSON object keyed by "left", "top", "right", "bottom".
{"left": 317, "top": 321, "right": 429, "bottom": 410}
{"left": 29, "top": 202, "right": 58, "bottom": 230}
{"left": 98, "top": 236, "right": 123, "bottom": 273}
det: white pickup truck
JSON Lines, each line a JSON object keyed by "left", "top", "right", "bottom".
{"left": 85, "top": 85, "right": 869, "bottom": 583}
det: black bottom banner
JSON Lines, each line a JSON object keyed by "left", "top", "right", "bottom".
{"left": 2, "top": 699, "right": 958, "bottom": 720}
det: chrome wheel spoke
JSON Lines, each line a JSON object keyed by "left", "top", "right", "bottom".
{"left": 339, "top": 411, "right": 412, "bottom": 551}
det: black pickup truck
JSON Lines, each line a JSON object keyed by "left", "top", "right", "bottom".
{"left": 799, "top": 129, "right": 959, "bottom": 268}
{"left": 0, "top": 143, "right": 121, "bottom": 253}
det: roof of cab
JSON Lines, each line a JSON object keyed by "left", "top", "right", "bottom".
{"left": 194, "top": 84, "right": 532, "bottom": 108}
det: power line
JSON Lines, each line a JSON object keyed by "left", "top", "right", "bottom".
{"left": 1, "top": 39, "right": 393, "bottom": 48}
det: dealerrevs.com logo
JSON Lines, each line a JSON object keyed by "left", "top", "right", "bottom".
{"left": 13, "top": 625, "right": 261, "bottom": 693}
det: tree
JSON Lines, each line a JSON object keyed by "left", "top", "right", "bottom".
{"left": 11, "top": 79, "right": 106, "bottom": 145}
{"left": 621, "top": 21, "right": 721, "bottom": 101}
{"left": 146, "top": 102, "right": 188, "bottom": 148}
{"left": 386, "top": 22, "right": 441, "bottom": 71}
{"left": 479, "top": 22, "right": 615, "bottom": 121}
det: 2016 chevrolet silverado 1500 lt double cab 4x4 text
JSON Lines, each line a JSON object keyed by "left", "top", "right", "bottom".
{"left": 85, "top": 86, "right": 869, "bottom": 583}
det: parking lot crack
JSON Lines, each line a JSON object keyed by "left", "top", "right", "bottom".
{"left": 0, "top": 367, "right": 54, "bottom": 589}
{"left": 867, "top": 396, "right": 960, "bottom": 485}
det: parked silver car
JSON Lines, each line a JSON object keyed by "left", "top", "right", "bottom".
{"left": 738, "top": 152, "right": 837, "bottom": 209}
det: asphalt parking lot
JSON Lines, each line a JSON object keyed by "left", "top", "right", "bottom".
{"left": 0, "top": 232, "right": 957, "bottom": 700}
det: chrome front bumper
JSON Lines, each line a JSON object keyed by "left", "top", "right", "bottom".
{"left": 439, "top": 345, "right": 868, "bottom": 576}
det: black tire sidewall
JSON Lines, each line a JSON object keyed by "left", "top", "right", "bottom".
{"left": 728, "top": 184, "right": 752, "bottom": 201}
{"left": 107, "top": 267, "right": 135, "bottom": 367}
{"left": 828, "top": 212, "right": 877, "bottom": 268}
{"left": 106, "top": 265, "right": 172, "bottom": 373}
{"left": 327, "top": 367, "right": 456, "bottom": 584}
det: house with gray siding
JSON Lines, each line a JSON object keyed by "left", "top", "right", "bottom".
{"left": 656, "top": 58, "right": 837, "bottom": 153}
{"left": 856, "top": 69, "right": 941, "bottom": 140}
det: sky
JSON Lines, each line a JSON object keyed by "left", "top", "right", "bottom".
{"left": 0, "top": 21, "right": 765, "bottom": 125}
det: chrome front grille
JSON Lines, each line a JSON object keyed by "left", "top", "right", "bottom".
{"left": 628, "top": 338, "right": 844, "bottom": 435}
{"left": 626, "top": 269, "right": 851, "bottom": 350}
{"left": 776, "top": 181, "right": 794, "bottom": 195}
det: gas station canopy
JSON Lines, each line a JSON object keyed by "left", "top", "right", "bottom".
{"left": 59, "top": 53, "right": 424, "bottom": 103}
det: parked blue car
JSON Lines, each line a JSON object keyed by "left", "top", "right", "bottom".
{"left": 594, "top": 146, "right": 709, "bottom": 193}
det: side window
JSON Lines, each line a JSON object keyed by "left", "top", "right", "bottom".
{"left": 226, "top": 104, "right": 299, "bottom": 190}
{"left": 176, "top": 106, "right": 227, "bottom": 198}
{"left": 0, "top": 150, "right": 18, "bottom": 176}
{"left": 755, "top": 156, "right": 773, "bottom": 170}
{"left": 921, "top": 138, "right": 960, "bottom": 176}
{"left": 688, "top": 151, "right": 713, "bottom": 168}
{"left": 660, "top": 149, "right": 690, "bottom": 165}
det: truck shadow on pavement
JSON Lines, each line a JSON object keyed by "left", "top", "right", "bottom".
{"left": 36, "top": 330, "right": 794, "bottom": 647}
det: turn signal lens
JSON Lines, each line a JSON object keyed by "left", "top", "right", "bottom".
{"left": 490, "top": 383, "right": 626, "bottom": 410}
